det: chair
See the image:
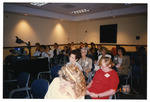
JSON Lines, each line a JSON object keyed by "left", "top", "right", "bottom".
{"left": 50, "top": 65, "right": 62, "bottom": 79}
{"left": 4, "top": 72, "right": 30, "bottom": 98}
{"left": 30, "top": 79, "right": 49, "bottom": 98}
{"left": 37, "top": 71, "right": 52, "bottom": 82}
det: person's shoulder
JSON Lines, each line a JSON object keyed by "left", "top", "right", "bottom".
{"left": 87, "top": 57, "right": 92, "bottom": 61}
{"left": 52, "top": 77, "right": 60, "bottom": 84}
{"left": 110, "top": 70, "right": 119, "bottom": 76}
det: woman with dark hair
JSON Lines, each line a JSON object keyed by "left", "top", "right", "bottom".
{"left": 66, "top": 50, "right": 83, "bottom": 71}
{"left": 113, "top": 47, "right": 130, "bottom": 76}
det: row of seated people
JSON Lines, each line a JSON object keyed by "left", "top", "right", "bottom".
{"left": 44, "top": 44, "right": 146, "bottom": 99}
{"left": 45, "top": 56, "right": 119, "bottom": 99}
{"left": 33, "top": 42, "right": 146, "bottom": 85}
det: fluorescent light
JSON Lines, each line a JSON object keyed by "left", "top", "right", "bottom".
{"left": 30, "top": 2, "right": 48, "bottom": 7}
{"left": 70, "top": 9, "right": 90, "bottom": 14}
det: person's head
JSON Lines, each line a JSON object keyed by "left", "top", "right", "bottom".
{"left": 84, "top": 42, "right": 88, "bottom": 47}
{"left": 46, "top": 45, "right": 51, "bottom": 51}
{"left": 117, "top": 47, "right": 126, "bottom": 56}
{"left": 69, "top": 50, "right": 80, "bottom": 64}
{"left": 54, "top": 43, "right": 58, "bottom": 49}
{"left": 80, "top": 42, "right": 83, "bottom": 45}
{"left": 58, "top": 65, "right": 86, "bottom": 98}
{"left": 97, "top": 44, "right": 102, "bottom": 50}
{"left": 64, "top": 46, "right": 68, "bottom": 50}
{"left": 100, "top": 47, "right": 108, "bottom": 55}
{"left": 71, "top": 42, "right": 74, "bottom": 46}
{"left": 40, "top": 45, "right": 46, "bottom": 52}
{"left": 99, "top": 57, "right": 115, "bottom": 69}
{"left": 90, "top": 42, "right": 95, "bottom": 48}
{"left": 35, "top": 43, "right": 40, "bottom": 50}
{"left": 81, "top": 48, "right": 87, "bottom": 57}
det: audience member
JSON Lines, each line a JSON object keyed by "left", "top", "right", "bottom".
{"left": 86, "top": 57, "right": 119, "bottom": 99}
{"left": 66, "top": 50, "right": 83, "bottom": 71}
{"left": 46, "top": 45, "right": 54, "bottom": 59}
{"left": 89, "top": 42, "right": 98, "bottom": 61}
{"left": 78, "top": 48, "right": 92, "bottom": 82}
{"left": 113, "top": 47, "right": 130, "bottom": 87}
{"left": 95, "top": 47, "right": 111, "bottom": 71}
{"left": 39, "top": 45, "right": 50, "bottom": 61}
{"left": 44, "top": 65, "right": 86, "bottom": 99}
{"left": 33, "top": 43, "right": 41, "bottom": 56}
{"left": 79, "top": 42, "right": 85, "bottom": 49}
{"left": 113, "top": 47, "right": 130, "bottom": 76}
{"left": 59, "top": 46, "right": 69, "bottom": 64}
{"left": 71, "top": 42, "right": 76, "bottom": 50}
{"left": 97, "top": 44, "right": 102, "bottom": 56}
{"left": 53, "top": 43, "right": 61, "bottom": 64}
{"left": 83, "top": 42, "right": 89, "bottom": 52}
{"left": 111, "top": 45, "right": 120, "bottom": 56}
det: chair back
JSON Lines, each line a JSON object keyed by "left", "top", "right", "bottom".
{"left": 31, "top": 79, "right": 49, "bottom": 98}
{"left": 17, "top": 72, "right": 30, "bottom": 88}
{"left": 51, "top": 65, "right": 62, "bottom": 78}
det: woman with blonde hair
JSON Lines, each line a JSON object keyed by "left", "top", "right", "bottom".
{"left": 86, "top": 57, "right": 119, "bottom": 99}
{"left": 44, "top": 65, "right": 86, "bottom": 99}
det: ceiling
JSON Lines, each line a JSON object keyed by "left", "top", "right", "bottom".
{"left": 4, "top": 3, "right": 147, "bottom": 21}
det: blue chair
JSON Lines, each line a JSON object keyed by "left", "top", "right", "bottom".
{"left": 30, "top": 79, "right": 49, "bottom": 98}
{"left": 4, "top": 72, "right": 30, "bottom": 98}
{"left": 50, "top": 65, "right": 62, "bottom": 79}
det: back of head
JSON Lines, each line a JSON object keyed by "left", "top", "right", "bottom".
{"left": 100, "top": 47, "right": 108, "bottom": 54}
{"left": 58, "top": 65, "right": 86, "bottom": 98}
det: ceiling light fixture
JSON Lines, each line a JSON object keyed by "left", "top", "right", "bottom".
{"left": 70, "top": 9, "right": 90, "bottom": 14}
{"left": 30, "top": 2, "right": 48, "bottom": 7}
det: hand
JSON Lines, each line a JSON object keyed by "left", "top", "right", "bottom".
{"left": 89, "top": 92, "right": 99, "bottom": 98}
{"left": 86, "top": 90, "right": 90, "bottom": 95}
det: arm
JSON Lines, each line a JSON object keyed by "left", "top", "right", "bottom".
{"left": 86, "top": 80, "right": 93, "bottom": 89}
{"left": 85, "top": 68, "right": 91, "bottom": 73}
{"left": 89, "top": 89, "right": 116, "bottom": 98}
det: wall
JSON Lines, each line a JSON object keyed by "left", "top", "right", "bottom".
{"left": 4, "top": 13, "right": 78, "bottom": 47}
{"left": 78, "top": 15, "right": 147, "bottom": 45}
{"left": 3, "top": 13, "right": 147, "bottom": 59}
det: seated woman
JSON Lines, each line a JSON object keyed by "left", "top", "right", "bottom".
{"left": 44, "top": 65, "right": 86, "bottom": 99}
{"left": 94, "top": 47, "right": 111, "bottom": 71}
{"left": 86, "top": 57, "right": 119, "bottom": 99}
{"left": 78, "top": 48, "right": 93, "bottom": 82}
{"left": 66, "top": 50, "right": 83, "bottom": 71}
{"left": 113, "top": 47, "right": 130, "bottom": 86}
{"left": 113, "top": 47, "right": 130, "bottom": 76}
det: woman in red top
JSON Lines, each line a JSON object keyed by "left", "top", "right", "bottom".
{"left": 86, "top": 57, "right": 119, "bottom": 99}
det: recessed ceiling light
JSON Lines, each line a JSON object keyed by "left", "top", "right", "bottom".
{"left": 30, "top": 2, "right": 48, "bottom": 7}
{"left": 70, "top": 9, "right": 90, "bottom": 14}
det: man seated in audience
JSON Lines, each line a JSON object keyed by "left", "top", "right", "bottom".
{"left": 53, "top": 43, "right": 61, "bottom": 64}
{"left": 59, "top": 45, "right": 69, "bottom": 64}
{"left": 45, "top": 45, "right": 54, "bottom": 63}
{"left": 71, "top": 42, "right": 76, "bottom": 50}
{"left": 79, "top": 42, "right": 85, "bottom": 49}
{"left": 89, "top": 42, "right": 98, "bottom": 61}
{"left": 33, "top": 43, "right": 41, "bottom": 56}
{"left": 40, "top": 45, "right": 50, "bottom": 62}
{"left": 78, "top": 48, "right": 93, "bottom": 83}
